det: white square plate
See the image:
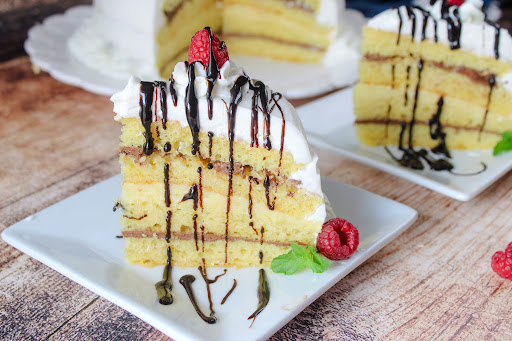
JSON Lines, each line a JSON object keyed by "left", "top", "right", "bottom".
{"left": 2, "top": 175, "right": 417, "bottom": 341}
{"left": 298, "top": 88, "right": 512, "bottom": 201}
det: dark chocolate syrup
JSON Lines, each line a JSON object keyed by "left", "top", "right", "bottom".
{"left": 207, "top": 163, "right": 213, "bottom": 170}
{"left": 198, "top": 262, "right": 227, "bottom": 316}
{"left": 270, "top": 92, "right": 285, "bottom": 171}
{"left": 480, "top": 74, "right": 496, "bottom": 137}
{"left": 208, "top": 131, "right": 214, "bottom": 158}
{"left": 221, "top": 279, "right": 237, "bottom": 305}
{"left": 259, "top": 226, "right": 264, "bottom": 264}
{"left": 201, "top": 225, "right": 205, "bottom": 252}
{"left": 250, "top": 81, "right": 272, "bottom": 150}
{"left": 115, "top": 235, "right": 124, "bottom": 239}
{"left": 156, "top": 81, "right": 168, "bottom": 130}
{"left": 197, "top": 167, "right": 203, "bottom": 210}
{"left": 193, "top": 214, "right": 199, "bottom": 251}
{"left": 441, "top": 2, "right": 461, "bottom": 49}
{"left": 385, "top": 64, "right": 396, "bottom": 138}
{"left": 405, "top": 65, "right": 411, "bottom": 106}
{"left": 122, "top": 214, "right": 147, "bottom": 220}
{"left": 408, "top": 59, "right": 424, "bottom": 147}
{"left": 205, "top": 27, "right": 220, "bottom": 120}
{"left": 485, "top": 20, "right": 501, "bottom": 59}
{"left": 428, "top": 97, "right": 450, "bottom": 157}
{"left": 164, "top": 142, "right": 171, "bottom": 152}
{"left": 169, "top": 76, "right": 178, "bottom": 107}
{"left": 166, "top": 210, "right": 172, "bottom": 243}
{"left": 263, "top": 176, "right": 275, "bottom": 211}
{"left": 225, "top": 75, "right": 250, "bottom": 263}
{"left": 139, "top": 82, "right": 155, "bottom": 155}
{"left": 185, "top": 62, "right": 201, "bottom": 155}
{"left": 164, "top": 163, "right": 171, "bottom": 207}
{"left": 155, "top": 247, "right": 173, "bottom": 305}
{"left": 396, "top": 7, "right": 403, "bottom": 45}
{"left": 179, "top": 275, "right": 217, "bottom": 324}
{"left": 406, "top": 7, "right": 417, "bottom": 42}
{"left": 181, "top": 184, "right": 199, "bottom": 210}
{"left": 247, "top": 269, "right": 270, "bottom": 322}
{"left": 248, "top": 176, "right": 254, "bottom": 220}
{"left": 112, "top": 202, "right": 124, "bottom": 212}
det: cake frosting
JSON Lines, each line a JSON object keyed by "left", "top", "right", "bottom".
{"left": 112, "top": 60, "right": 324, "bottom": 201}
{"left": 368, "top": 0, "right": 512, "bottom": 62}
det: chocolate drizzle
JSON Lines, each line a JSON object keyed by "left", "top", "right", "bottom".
{"left": 155, "top": 247, "right": 173, "bottom": 305}
{"left": 263, "top": 176, "right": 275, "bottom": 211}
{"left": 428, "top": 97, "right": 450, "bottom": 157}
{"left": 193, "top": 214, "right": 199, "bottom": 251}
{"left": 225, "top": 75, "right": 250, "bottom": 263}
{"left": 182, "top": 184, "right": 199, "bottom": 210}
{"left": 156, "top": 81, "right": 168, "bottom": 130}
{"left": 208, "top": 131, "right": 214, "bottom": 158}
{"left": 480, "top": 74, "right": 496, "bottom": 137}
{"left": 139, "top": 82, "right": 155, "bottom": 155}
{"left": 164, "top": 142, "right": 171, "bottom": 152}
{"left": 166, "top": 211, "right": 172, "bottom": 243}
{"left": 164, "top": 163, "right": 171, "bottom": 207}
{"left": 405, "top": 65, "right": 411, "bottom": 106}
{"left": 169, "top": 76, "right": 178, "bottom": 107}
{"left": 259, "top": 226, "right": 265, "bottom": 264}
{"left": 179, "top": 275, "right": 217, "bottom": 324}
{"left": 221, "top": 279, "right": 237, "bottom": 305}
{"left": 198, "top": 262, "right": 227, "bottom": 318}
{"left": 385, "top": 58, "right": 487, "bottom": 175}
{"left": 441, "top": 2, "right": 461, "bottom": 49}
{"left": 486, "top": 20, "right": 501, "bottom": 59}
{"left": 197, "top": 167, "right": 203, "bottom": 210}
{"left": 270, "top": 92, "right": 285, "bottom": 171}
{"left": 406, "top": 7, "right": 416, "bottom": 42}
{"left": 205, "top": 27, "right": 220, "bottom": 120}
{"left": 396, "top": 7, "right": 403, "bottom": 45}
{"left": 249, "top": 81, "right": 272, "bottom": 150}
{"left": 185, "top": 62, "right": 201, "bottom": 155}
{"left": 248, "top": 269, "right": 270, "bottom": 323}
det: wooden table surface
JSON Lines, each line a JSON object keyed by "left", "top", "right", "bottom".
{"left": 1, "top": 55, "right": 512, "bottom": 340}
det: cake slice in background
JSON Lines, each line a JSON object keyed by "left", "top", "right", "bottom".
{"left": 68, "top": 0, "right": 222, "bottom": 80}
{"left": 112, "top": 28, "right": 326, "bottom": 268}
{"left": 354, "top": 0, "right": 512, "bottom": 151}
{"left": 222, "top": 0, "right": 339, "bottom": 63}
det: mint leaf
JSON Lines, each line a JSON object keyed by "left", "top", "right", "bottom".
{"left": 493, "top": 131, "right": 512, "bottom": 156}
{"left": 271, "top": 243, "right": 330, "bottom": 275}
{"left": 271, "top": 252, "right": 306, "bottom": 275}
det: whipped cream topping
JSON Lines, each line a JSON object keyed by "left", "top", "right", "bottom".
{"left": 112, "top": 61, "right": 325, "bottom": 222}
{"left": 367, "top": 0, "right": 512, "bottom": 63}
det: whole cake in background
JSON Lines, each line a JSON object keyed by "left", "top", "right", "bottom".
{"left": 112, "top": 28, "right": 328, "bottom": 268}
{"left": 353, "top": 0, "right": 512, "bottom": 152}
{"left": 69, "top": 0, "right": 342, "bottom": 81}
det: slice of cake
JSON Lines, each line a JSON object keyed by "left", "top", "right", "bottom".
{"left": 69, "top": 0, "right": 222, "bottom": 80}
{"left": 222, "top": 0, "right": 339, "bottom": 63}
{"left": 353, "top": 0, "right": 512, "bottom": 151}
{"left": 112, "top": 28, "right": 326, "bottom": 268}
{"left": 69, "top": 0, "right": 342, "bottom": 81}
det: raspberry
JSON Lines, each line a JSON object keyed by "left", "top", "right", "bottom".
{"left": 188, "top": 28, "right": 229, "bottom": 69}
{"left": 506, "top": 242, "right": 512, "bottom": 258}
{"left": 447, "top": 0, "right": 464, "bottom": 6}
{"left": 491, "top": 251, "right": 512, "bottom": 280}
{"left": 317, "top": 218, "right": 359, "bottom": 260}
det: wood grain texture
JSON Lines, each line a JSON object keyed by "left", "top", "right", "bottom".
{"left": 1, "top": 56, "right": 512, "bottom": 341}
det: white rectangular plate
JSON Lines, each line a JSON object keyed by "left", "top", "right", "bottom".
{"left": 2, "top": 175, "right": 417, "bottom": 341}
{"left": 298, "top": 87, "right": 512, "bottom": 201}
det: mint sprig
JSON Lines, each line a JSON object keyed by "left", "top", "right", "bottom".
{"left": 493, "top": 131, "right": 512, "bottom": 156}
{"left": 271, "top": 243, "right": 329, "bottom": 275}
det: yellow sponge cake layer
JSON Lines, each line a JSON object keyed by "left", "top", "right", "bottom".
{"left": 157, "top": 0, "right": 222, "bottom": 78}
{"left": 223, "top": 0, "right": 336, "bottom": 63}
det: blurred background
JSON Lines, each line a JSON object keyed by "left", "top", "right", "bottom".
{"left": 1, "top": 0, "right": 511, "bottom": 62}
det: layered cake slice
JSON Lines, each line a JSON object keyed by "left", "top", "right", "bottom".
{"left": 354, "top": 0, "right": 512, "bottom": 151}
{"left": 222, "top": 0, "right": 339, "bottom": 63}
{"left": 112, "top": 29, "right": 326, "bottom": 268}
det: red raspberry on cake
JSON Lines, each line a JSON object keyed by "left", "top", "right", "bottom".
{"left": 317, "top": 218, "right": 359, "bottom": 260}
{"left": 188, "top": 28, "right": 229, "bottom": 68}
{"left": 447, "top": 0, "right": 464, "bottom": 6}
